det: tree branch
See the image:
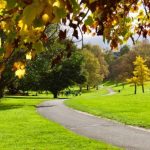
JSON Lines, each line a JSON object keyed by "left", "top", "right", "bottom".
{"left": 142, "top": 0, "right": 149, "bottom": 19}
{"left": 78, "top": 25, "right": 83, "bottom": 49}
{"left": 130, "top": 35, "right": 135, "bottom": 45}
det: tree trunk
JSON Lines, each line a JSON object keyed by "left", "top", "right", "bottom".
{"left": 96, "top": 85, "right": 98, "bottom": 90}
{"left": 142, "top": 84, "right": 144, "bottom": 93}
{"left": 87, "top": 85, "right": 89, "bottom": 91}
{"left": 122, "top": 83, "right": 124, "bottom": 89}
{"left": 53, "top": 91, "right": 58, "bottom": 99}
{"left": 0, "top": 87, "right": 4, "bottom": 98}
{"left": 79, "top": 85, "right": 82, "bottom": 92}
{"left": 134, "top": 84, "right": 137, "bottom": 94}
{"left": 0, "top": 80, "right": 5, "bottom": 98}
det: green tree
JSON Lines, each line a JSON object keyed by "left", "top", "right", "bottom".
{"left": 104, "top": 50, "right": 115, "bottom": 65}
{"left": 13, "top": 39, "right": 78, "bottom": 96}
{"left": 0, "top": 24, "right": 61, "bottom": 98}
{"left": 17, "top": 57, "right": 45, "bottom": 94}
{"left": 82, "top": 50, "right": 102, "bottom": 90}
{"left": 83, "top": 44, "right": 109, "bottom": 80}
{"left": 108, "top": 50, "right": 137, "bottom": 85}
{"left": 120, "top": 45, "right": 130, "bottom": 56}
{"left": 40, "top": 52, "right": 86, "bottom": 98}
{"left": 0, "top": 49, "right": 26, "bottom": 97}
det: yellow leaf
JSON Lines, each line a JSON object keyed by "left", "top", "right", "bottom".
{"left": 0, "top": 0, "right": 7, "bottom": 9}
{"left": 13, "top": 61, "right": 25, "bottom": 70}
{"left": 18, "top": 20, "right": 28, "bottom": 32}
{"left": 43, "top": 4, "right": 53, "bottom": 23}
{"left": 0, "top": 21, "right": 7, "bottom": 30}
{"left": 15, "top": 69, "right": 26, "bottom": 79}
{"left": 112, "top": 20, "right": 117, "bottom": 26}
{"left": 13, "top": 61, "right": 26, "bottom": 78}
{"left": 26, "top": 51, "right": 32, "bottom": 60}
{"left": 53, "top": 1, "right": 60, "bottom": 7}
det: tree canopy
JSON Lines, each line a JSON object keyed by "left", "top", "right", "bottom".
{"left": 82, "top": 49, "right": 102, "bottom": 90}
{"left": 9, "top": 41, "right": 86, "bottom": 98}
{"left": 39, "top": 51, "right": 86, "bottom": 98}
{"left": 83, "top": 44, "right": 109, "bottom": 79}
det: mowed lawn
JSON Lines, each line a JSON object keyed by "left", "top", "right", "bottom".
{"left": 0, "top": 96, "right": 119, "bottom": 150}
{"left": 65, "top": 84, "right": 150, "bottom": 128}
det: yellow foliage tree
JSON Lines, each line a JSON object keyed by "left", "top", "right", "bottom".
{"left": 127, "top": 56, "right": 150, "bottom": 94}
{"left": 127, "top": 76, "right": 138, "bottom": 94}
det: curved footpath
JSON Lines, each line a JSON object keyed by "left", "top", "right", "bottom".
{"left": 104, "top": 88, "right": 116, "bottom": 96}
{"left": 37, "top": 99, "right": 150, "bottom": 150}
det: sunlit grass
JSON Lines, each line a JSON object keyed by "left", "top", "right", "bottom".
{"left": 0, "top": 96, "right": 119, "bottom": 150}
{"left": 65, "top": 83, "right": 150, "bottom": 128}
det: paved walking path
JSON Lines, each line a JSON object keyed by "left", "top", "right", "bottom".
{"left": 104, "top": 88, "right": 116, "bottom": 96}
{"left": 37, "top": 99, "right": 150, "bottom": 150}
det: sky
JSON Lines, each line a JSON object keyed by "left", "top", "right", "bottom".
{"left": 74, "top": 34, "right": 150, "bottom": 51}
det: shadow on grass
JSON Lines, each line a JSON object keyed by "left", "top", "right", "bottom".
{"left": 37, "top": 105, "right": 56, "bottom": 108}
{"left": 0, "top": 104, "right": 23, "bottom": 111}
{"left": 0, "top": 95, "right": 69, "bottom": 111}
{"left": 5, "top": 96, "right": 69, "bottom": 100}
{"left": 58, "top": 98, "right": 69, "bottom": 99}
{"left": 0, "top": 103, "right": 37, "bottom": 111}
{"left": 4, "top": 96, "right": 51, "bottom": 100}
{"left": 0, "top": 96, "right": 50, "bottom": 111}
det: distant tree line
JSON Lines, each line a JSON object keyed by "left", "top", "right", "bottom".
{"left": 105, "top": 40, "right": 150, "bottom": 93}
{"left": 1, "top": 38, "right": 149, "bottom": 98}
{"left": 105, "top": 41, "right": 150, "bottom": 83}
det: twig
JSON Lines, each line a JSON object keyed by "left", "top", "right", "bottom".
{"left": 130, "top": 35, "right": 135, "bottom": 45}
{"left": 78, "top": 25, "right": 83, "bottom": 49}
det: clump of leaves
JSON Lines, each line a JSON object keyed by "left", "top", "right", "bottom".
{"left": 0, "top": 0, "right": 150, "bottom": 78}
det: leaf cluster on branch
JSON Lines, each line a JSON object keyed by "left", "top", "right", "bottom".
{"left": 0, "top": 0, "right": 150, "bottom": 78}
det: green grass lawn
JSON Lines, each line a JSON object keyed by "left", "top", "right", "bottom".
{"left": 0, "top": 96, "right": 119, "bottom": 150}
{"left": 65, "top": 83, "right": 150, "bottom": 128}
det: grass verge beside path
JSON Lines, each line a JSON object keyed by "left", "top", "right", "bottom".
{"left": 0, "top": 96, "right": 119, "bottom": 150}
{"left": 65, "top": 84, "right": 150, "bottom": 128}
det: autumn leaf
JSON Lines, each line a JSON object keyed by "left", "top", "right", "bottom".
{"left": 26, "top": 51, "right": 32, "bottom": 60}
{"left": 82, "top": 25, "right": 87, "bottom": 33}
{"left": 15, "top": 69, "right": 26, "bottom": 79}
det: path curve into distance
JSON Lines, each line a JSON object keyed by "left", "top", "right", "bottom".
{"left": 104, "top": 88, "right": 116, "bottom": 96}
{"left": 37, "top": 99, "right": 150, "bottom": 150}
